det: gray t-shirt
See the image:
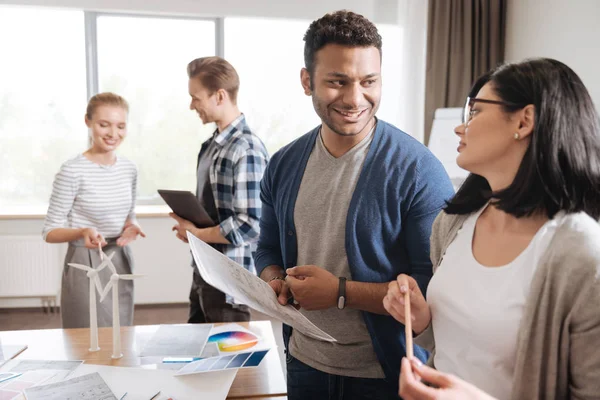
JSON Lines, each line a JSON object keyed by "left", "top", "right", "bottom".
{"left": 289, "top": 128, "right": 385, "bottom": 378}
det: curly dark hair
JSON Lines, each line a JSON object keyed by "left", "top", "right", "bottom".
{"left": 303, "top": 10, "right": 382, "bottom": 78}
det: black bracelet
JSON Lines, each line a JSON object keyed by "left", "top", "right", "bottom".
{"left": 337, "top": 277, "right": 347, "bottom": 310}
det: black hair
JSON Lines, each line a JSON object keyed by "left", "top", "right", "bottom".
{"left": 303, "top": 10, "right": 382, "bottom": 81}
{"left": 445, "top": 58, "right": 600, "bottom": 219}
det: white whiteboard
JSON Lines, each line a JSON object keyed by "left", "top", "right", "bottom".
{"left": 427, "top": 108, "right": 469, "bottom": 189}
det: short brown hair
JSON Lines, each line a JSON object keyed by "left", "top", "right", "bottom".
{"left": 86, "top": 92, "right": 129, "bottom": 120}
{"left": 187, "top": 57, "right": 240, "bottom": 104}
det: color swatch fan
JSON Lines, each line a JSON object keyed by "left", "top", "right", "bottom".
{"left": 175, "top": 323, "right": 272, "bottom": 376}
{"left": 208, "top": 331, "right": 259, "bottom": 353}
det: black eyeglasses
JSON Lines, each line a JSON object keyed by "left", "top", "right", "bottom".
{"left": 463, "top": 97, "right": 525, "bottom": 126}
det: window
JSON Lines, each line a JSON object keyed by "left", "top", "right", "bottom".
{"left": 0, "top": 8, "right": 409, "bottom": 211}
{"left": 377, "top": 24, "right": 404, "bottom": 130}
{"left": 97, "top": 16, "right": 216, "bottom": 203}
{"left": 224, "top": 17, "right": 320, "bottom": 154}
{"left": 0, "top": 7, "right": 87, "bottom": 208}
{"left": 225, "top": 18, "right": 407, "bottom": 156}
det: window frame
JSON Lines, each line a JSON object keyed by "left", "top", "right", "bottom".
{"left": 84, "top": 11, "right": 223, "bottom": 101}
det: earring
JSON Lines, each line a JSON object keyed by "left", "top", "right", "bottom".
{"left": 514, "top": 133, "right": 520, "bottom": 140}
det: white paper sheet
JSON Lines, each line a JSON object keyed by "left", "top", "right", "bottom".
{"left": 71, "top": 364, "right": 237, "bottom": 400}
{"left": 139, "top": 324, "right": 212, "bottom": 357}
{"left": 8, "top": 361, "right": 83, "bottom": 384}
{"left": 24, "top": 372, "right": 116, "bottom": 400}
{"left": 0, "top": 344, "right": 28, "bottom": 367}
{"left": 187, "top": 232, "right": 336, "bottom": 342}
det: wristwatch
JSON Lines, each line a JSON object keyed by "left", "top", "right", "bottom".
{"left": 337, "top": 277, "right": 347, "bottom": 310}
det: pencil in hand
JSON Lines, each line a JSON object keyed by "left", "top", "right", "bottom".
{"left": 404, "top": 289, "right": 413, "bottom": 359}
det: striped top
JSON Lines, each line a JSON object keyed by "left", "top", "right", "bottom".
{"left": 42, "top": 154, "right": 138, "bottom": 241}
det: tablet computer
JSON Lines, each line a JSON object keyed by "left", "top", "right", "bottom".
{"left": 158, "top": 189, "right": 215, "bottom": 228}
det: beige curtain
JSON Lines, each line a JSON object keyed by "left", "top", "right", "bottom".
{"left": 424, "top": 0, "right": 507, "bottom": 145}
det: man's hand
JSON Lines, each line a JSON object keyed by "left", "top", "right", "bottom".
{"left": 268, "top": 277, "right": 294, "bottom": 306}
{"left": 116, "top": 223, "right": 146, "bottom": 247}
{"left": 260, "top": 266, "right": 292, "bottom": 306}
{"left": 170, "top": 213, "right": 196, "bottom": 243}
{"left": 285, "top": 265, "right": 338, "bottom": 311}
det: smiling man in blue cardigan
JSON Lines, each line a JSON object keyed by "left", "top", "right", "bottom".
{"left": 255, "top": 10, "right": 454, "bottom": 400}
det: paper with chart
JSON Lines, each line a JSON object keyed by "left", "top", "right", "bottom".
{"left": 0, "top": 369, "right": 74, "bottom": 400}
{"left": 187, "top": 232, "right": 336, "bottom": 342}
{"left": 0, "top": 360, "right": 84, "bottom": 400}
{"left": 24, "top": 372, "right": 116, "bottom": 400}
{"left": 140, "top": 324, "right": 212, "bottom": 357}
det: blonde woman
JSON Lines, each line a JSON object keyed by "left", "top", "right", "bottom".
{"left": 43, "top": 92, "right": 145, "bottom": 329}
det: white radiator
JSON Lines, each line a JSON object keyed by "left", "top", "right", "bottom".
{"left": 0, "top": 236, "right": 63, "bottom": 298}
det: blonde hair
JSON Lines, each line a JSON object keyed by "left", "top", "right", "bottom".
{"left": 187, "top": 57, "right": 240, "bottom": 104}
{"left": 86, "top": 92, "right": 129, "bottom": 120}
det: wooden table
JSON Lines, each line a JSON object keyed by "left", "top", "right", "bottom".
{"left": 0, "top": 321, "right": 286, "bottom": 399}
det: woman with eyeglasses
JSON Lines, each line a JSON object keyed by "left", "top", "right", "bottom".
{"left": 384, "top": 58, "right": 600, "bottom": 399}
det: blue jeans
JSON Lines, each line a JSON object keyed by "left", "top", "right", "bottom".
{"left": 286, "top": 354, "right": 399, "bottom": 400}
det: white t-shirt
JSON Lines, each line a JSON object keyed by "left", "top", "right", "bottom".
{"left": 427, "top": 206, "right": 563, "bottom": 399}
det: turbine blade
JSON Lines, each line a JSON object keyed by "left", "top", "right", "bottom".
{"left": 105, "top": 253, "right": 117, "bottom": 274}
{"left": 68, "top": 263, "right": 91, "bottom": 272}
{"left": 93, "top": 275, "right": 104, "bottom": 294}
{"left": 96, "top": 252, "right": 116, "bottom": 273}
{"left": 99, "top": 282, "right": 113, "bottom": 302}
{"left": 118, "top": 274, "right": 145, "bottom": 280}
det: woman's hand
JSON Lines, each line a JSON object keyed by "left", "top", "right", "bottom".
{"left": 383, "top": 274, "right": 431, "bottom": 334}
{"left": 400, "top": 358, "right": 497, "bottom": 400}
{"left": 117, "top": 223, "right": 146, "bottom": 247}
{"left": 80, "top": 227, "right": 107, "bottom": 249}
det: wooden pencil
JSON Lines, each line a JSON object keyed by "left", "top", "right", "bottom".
{"left": 405, "top": 290, "right": 413, "bottom": 359}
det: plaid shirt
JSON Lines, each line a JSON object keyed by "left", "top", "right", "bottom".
{"left": 198, "top": 114, "right": 269, "bottom": 282}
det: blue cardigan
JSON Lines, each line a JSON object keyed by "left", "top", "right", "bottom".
{"left": 255, "top": 120, "right": 454, "bottom": 388}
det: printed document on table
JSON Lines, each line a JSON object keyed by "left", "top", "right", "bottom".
{"left": 24, "top": 372, "right": 116, "bottom": 400}
{"left": 8, "top": 360, "right": 83, "bottom": 384}
{"left": 187, "top": 232, "right": 336, "bottom": 342}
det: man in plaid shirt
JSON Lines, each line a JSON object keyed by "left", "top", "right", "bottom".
{"left": 171, "top": 56, "right": 269, "bottom": 322}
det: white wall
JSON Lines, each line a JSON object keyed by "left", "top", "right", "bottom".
{"left": 505, "top": 0, "right": 600, "bottom": 110}
{"left": 0, "top": 215, "right": 192, "bottom": 308}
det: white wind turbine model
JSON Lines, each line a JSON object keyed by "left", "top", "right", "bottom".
{"left": 68, "top": 252, "right": 117, "bottom": 352}
{"left": 99, "top": 260, "right": 144, "bottom": 359}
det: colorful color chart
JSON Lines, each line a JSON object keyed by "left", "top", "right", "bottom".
{"left": 176, "top": 350, "right": 270, "bottom": 375}
{"left": 207, "top": 331, "right": 258, "bottom": 352}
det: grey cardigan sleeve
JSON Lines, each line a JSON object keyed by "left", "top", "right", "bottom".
{"left": 413, "top": 212, "right": 446, "bottom": 355}
{"left": 567, "top": 249, "right": 600, "bottom": 399}
{"left": 415, "top": 210, "right": 466, "bottom": 359}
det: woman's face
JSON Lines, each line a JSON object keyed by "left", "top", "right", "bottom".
{"left": 454, "top": 83, "right": 529, "bottom": 183}
{"left": 86, "top": 105, "right": 128, "bottom": 153}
